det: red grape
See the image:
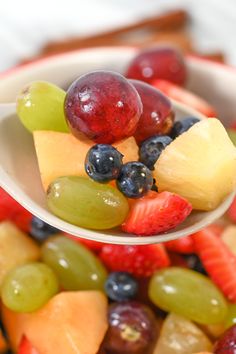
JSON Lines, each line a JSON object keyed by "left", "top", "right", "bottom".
{"left": 64, "top": 71, "right": 142, "bottom": 144}
{"left": 130, "top": 80, "right": 174, "bottom": 144}
{"left": 103, "top": 301, "right": 158, "bottom": 354}
{"left": 126, "top": 47, "right": 187, "bottom": 86}
{"left": 214, "top": 324, "right": 236, "bottom": 353}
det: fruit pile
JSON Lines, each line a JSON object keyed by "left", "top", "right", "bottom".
{"left": 0, "top": 45, "right": 235, "bottom": 354}
{"left": 2, "top": 186, "right": 236, "bottom": 353}
{"left": 16, "top": 46, "right": 236, "bottom": 236}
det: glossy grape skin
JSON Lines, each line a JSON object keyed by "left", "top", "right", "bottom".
{"left": 126, "top": 47, "right": 187, "bottom": 86}
{"left": 41, "top": 236, "right": 107, "bottom": 291}
{"left": 64, "top": 71, "right": 142, "bottom": 144}
{"left": 129, "top": 80, "right": 174, "bottom": 144}
{"left": 47, "top": 176, "right": 129, "bottom": 230}
{"left": 17, "top": 81, "right": 69, "bottom": 132}
{"left": 148, "top": 267, "right": 228, "bottom": 325}
{"left": 103, "top": 302, "right": 158, "bottom": 354}
{"left": 224, "top": 304, "right": 236, "bottom": 329}
{"left": 213, "top": 324, "right": 236, "bottom": 353}
{"left": 1, "top": 262, "right": 59, "bottom": 312}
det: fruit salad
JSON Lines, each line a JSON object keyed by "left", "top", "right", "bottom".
{"left": 0, "top": 46, "right": 235, "bottom": 354}
{"left": 1, "top": 186, "right": 236, "bottom": 353}
{"left": 15, "top": 47, "right": 236, "bottom": 237}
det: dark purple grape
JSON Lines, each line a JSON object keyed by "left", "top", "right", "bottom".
{"left": 214, "top": 324, "right": 236, "bottom": 353}
{"left": 64, "top": 71, "right": 142, "bottom": 144}
{"left": 129, "top": 80, "right": 174, "bottom": 144}
{"left": 103, "top": 301, "right": 158, "bottom": 354}
{"left": 126, "top": 47, "right": 187, "bottom": 86}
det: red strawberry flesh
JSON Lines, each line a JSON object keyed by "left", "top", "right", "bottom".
{"left": 122, "top": 191, "right": 192, "bottom": 236}
{"left": 100, "top": 244, "right": 170, "bottom": 278}
{"left": 152, "top": 79, "right": 217, "bottom": 117}
{"left": 192, "top": 226, "right": 236, "bottom": 302}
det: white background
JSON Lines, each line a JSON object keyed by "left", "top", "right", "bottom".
{"left": 0, "top": 0, "right": 236, "bottom": 72}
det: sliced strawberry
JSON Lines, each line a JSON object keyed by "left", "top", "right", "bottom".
{"left": 18, "top": 336, "right": 39, "bottom": 354}
{"left": 64, "top": 233, "right": 104, "bottom": 252}
{"left": 192, "top": 226, "right": 236, "bottom": 302}
{"left": 227, "top": 196, "right": 236, "bottom": 223}
{"left": 152, "top": 79, "right": 217, "bottom": 117}
{"left": 0, "top": 188, "right": 32, "bottom": 232}
{"left": 165, "top": 235, "right": 194, "bottom": 254}
{"left": 100, "top": 244, "right": 170, "bottom": 277}
{"left": 122, "top": 191, "right": 192, "bottom": 236}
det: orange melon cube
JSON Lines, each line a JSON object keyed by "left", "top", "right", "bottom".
{"left": 33, "top": 131, "right": 139, "bottom": 190}
{"left": 2, "top": 291, "right": 108, "bottom": 354}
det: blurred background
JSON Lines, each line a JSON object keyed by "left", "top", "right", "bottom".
{"left": 0, "top": 0, "right": 236, "bottom": 72}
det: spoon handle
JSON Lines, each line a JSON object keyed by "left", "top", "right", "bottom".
{"left": 0, "top": 103, "right": 16, "bottom": 121}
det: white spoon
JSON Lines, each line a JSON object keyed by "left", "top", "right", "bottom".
{"left": 0, "top": 101, "right": 234, "bottom": 245}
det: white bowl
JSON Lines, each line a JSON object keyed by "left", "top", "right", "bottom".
{"left": 0, "top": 47, "right": 235, "bottom": 245}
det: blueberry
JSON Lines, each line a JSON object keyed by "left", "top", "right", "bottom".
{"left": 139, "top": 135, "right": 172, "bottom": 170}
{"left": 105, "top": 272, "right": 138, "bottom": 302}
{"left": 183, "top": 254, "right": 207, "bottom": 275}
{"left": 116, "top": 161, "right": 153, "bottom": 198}
{"left": 85, "top": 144, "right": 123, "bottom": 183}
{"left": 171, "top": 117, "right": 200, "bottom": 139}
{"left": 30, "top": 216, "right": 60, "bottom": 242}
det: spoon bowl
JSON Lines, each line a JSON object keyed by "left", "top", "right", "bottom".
{"left": 0, "top": 47, "right": 235, "bottom": 245}
{"left": 0, "top": 100, "right": 234, "bottom": 245}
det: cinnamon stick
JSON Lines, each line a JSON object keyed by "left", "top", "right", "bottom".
{"left": 41, "top": 9, "right": 188, "bottom": 55}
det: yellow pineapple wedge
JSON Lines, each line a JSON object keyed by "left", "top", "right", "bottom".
{"left": 154, "top": 118, "right": 236, "bottom": 211}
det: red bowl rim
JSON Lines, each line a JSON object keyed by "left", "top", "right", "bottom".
{"left": 0, "top": 46, "right": 236, "bottom": 81}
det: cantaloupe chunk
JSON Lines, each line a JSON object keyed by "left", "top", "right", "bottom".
{"left": 0, "top": 222, "right": 40, "bottom": 287}
{"left": 2, "top": 291, "right": 108, "bottom": 354}
{"left": 1, "top": 304, "right": 31, "bottom": 352}
{"left": 34, "top": 131, "right": 139, "bottom": 190}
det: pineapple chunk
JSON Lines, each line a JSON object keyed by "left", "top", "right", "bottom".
{"left": 154, "top": 119, "right": 236, "bottom": 210}
{"left": 153, "top": 313, "right": 212, "bottom": 354}
{"left": 0, "top": 222, "right": 40, "bottom": 286}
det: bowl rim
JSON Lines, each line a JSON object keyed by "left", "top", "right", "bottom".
{"left": 0, "top": 46, "right": 236, "bottom": 81}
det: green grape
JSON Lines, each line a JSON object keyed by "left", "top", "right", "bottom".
{"left": 148, "top": 267, "right": 228, "bottom": 325}
{"left": 16, "top": 81, "right": 69, "bottom": 132}
{"left": 224, "top": 303, "right": 236, "bottom": 329}
{"left": 47, "top": 176, "right": 129, "bottom": 229}
{"left": 1, "top": 262, "right": 59, "bottom": 312}
{"left": 227, "top": 129, "right": 236, "bottom": 146}
{"left": 41, "top": 236, "right": 107, "bottom": 291}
